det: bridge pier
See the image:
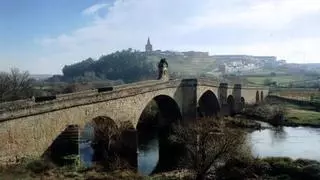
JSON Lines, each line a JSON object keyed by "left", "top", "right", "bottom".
{"left": 218, "top": 83, "right": 229, "bottom": 116}
{"left": 178, "top": 79, "right": 198, "bottom": 122}
{"left": 233, "top": 84, "right": 243, "bottom": 113}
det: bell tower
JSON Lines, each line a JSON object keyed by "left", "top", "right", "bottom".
{"left": 145, "top": 37, "right": 153, "bottom": 54}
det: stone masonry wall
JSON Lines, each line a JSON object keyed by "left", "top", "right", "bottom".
{"left": 0, "top": 78, "right": 268, "bottom": 164}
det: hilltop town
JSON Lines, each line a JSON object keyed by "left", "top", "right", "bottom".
{"left": 143, "top": 37, "right": 287, "bottom": 77}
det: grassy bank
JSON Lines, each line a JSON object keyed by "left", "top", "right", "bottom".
{"left": 0, "top": 157, "right": 195, "bottom": 180}
{"left": 217, "top": 157, "right": 320, "bottom": 180}
{"left": 246, "top": 75, "right": 307, "bottom": 85}
{"left": 242, "top": 98, "right": 320, "bottom": 127}
{"left": 1, "top": 156, "right": 319, "bottom": 180}
{"left": 0, "top": 158, "right": 146, "bottom": 180}
{"left": 285, "top": 108, "right": 320, "bottom": 127}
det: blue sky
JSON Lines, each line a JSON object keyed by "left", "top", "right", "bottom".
{"left": 1, "top": 0, "right": 320, "bottom": 74}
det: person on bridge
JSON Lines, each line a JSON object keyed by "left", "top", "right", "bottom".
{"left": 158, "top": 58, "right": 168, "bottom": 69}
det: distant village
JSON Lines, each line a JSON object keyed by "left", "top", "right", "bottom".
{"left": 144, "top": 37, "right": 287, "bottom": 76}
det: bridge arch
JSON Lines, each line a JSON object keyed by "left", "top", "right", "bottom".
{"left": 87, "top": 116, "right": 119, "bottom": 163}
{"left": 227, "top": 95, "right": 235, "bottom": 116}
{"left": 197, "top": 90, "right": 220, "bottom": 118}
{"left": 261, "top": 91, "right": 264, "bottom": 102}
{"left": 136, "top": 95, "right": 182, "bottom": 174}
{"left": 137, "top": 95, "right": 182, "bottom": 128}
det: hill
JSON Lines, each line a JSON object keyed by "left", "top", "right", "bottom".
{"left": 47, "top": 49, "right": 157, "bottom": 83}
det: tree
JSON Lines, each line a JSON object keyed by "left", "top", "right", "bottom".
{"left": 169, "top": 118, "right": 248, "bottom": 180}
{"left": 89, "top": 117, "right": 133, "bottom": 170}
{"left": 263, "top": 78, "right": 273, "bottom": 86}
{"left": 60, "top": 49, "right": 157, "bottom": 83}
{"left": 0, "top": 68, "right": 34, "bottom": 102}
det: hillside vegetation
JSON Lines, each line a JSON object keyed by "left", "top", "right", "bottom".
{"left": 49, "top": 49, "right": 157, "bottom": 83}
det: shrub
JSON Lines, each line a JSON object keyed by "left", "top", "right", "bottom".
{"left": 169, "top": 117, "right": 250, "bottom": 180}
{"left": 243, "top": 104, "right": 287, "bottom": 126}
{"left": 26, "top": 160, "right": 54, "bottom": 173}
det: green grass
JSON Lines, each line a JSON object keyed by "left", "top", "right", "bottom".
{"left": 33, "top": 86, "right": 54, "bottom": 90}
{"left": 246, "top": 75, "right": 308, "bottom": 85}
{"left": 286, "top": 108, "right": 320, "bottom": 125}
{"left": 147, "top": 55, "right": 217, "bottom": 75}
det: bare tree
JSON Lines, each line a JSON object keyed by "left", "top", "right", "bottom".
{"left": 0, "top": 68, "right": 34, "bottom": 102}
{"left": 169, "top": 118, "right": 248, "bottom": 180}
{"left": 90, "top": 117, "right": 133, "bottom": 170}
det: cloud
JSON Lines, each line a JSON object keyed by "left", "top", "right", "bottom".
{"left": 82, "top": 3, "right": 109, "bottom": 16}
{"left": 34, "top": 0, "right": 320, "bottom": 74}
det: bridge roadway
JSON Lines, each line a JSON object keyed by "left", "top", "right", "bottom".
{"left": 0, "top": 78, "right": 268, "bottom": 164}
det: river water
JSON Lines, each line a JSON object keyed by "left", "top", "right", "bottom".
{"left": 79, "top": 123, "right": 320, "bottom": 175}
{"left": 249, "top": 124, "right": 320, "bottom": 161}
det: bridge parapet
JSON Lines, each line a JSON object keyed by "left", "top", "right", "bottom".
{"left": 0, "top": 80, "right": 165, "bottom": 112}
{"left": 0, "top": 79, "right": 190, "bottom": 122}
{"left": 0, "top": 78, "right": 269, "bottom": 122}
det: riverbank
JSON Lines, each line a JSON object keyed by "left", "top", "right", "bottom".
{"left": 242, "top": 100, "right": 320, "bottom": 128}
{"left": 0, "top": 159, "right": 143, "bottom": 180}
{"left": 224, "top": 116, "right": 267, "bottom": 130}
{"left": 216, "top": 157, "right": 320, "bottom": 180}
{"left": 285, "top": 108, "right": 320, "bottom": 127}
{"left": 1, "top": 156, "right": 320, "bottom": 180}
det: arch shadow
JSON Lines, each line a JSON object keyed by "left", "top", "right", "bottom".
{"left": 261, "top": 91, "right": 264, "bottom": 102}
{"left": 197, "top": 90, "right": 220, "bottom": 118}
{"left": 42, "top": 124, "right": 80, "bottom": 166}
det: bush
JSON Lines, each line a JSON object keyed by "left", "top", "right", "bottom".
{"left": 90, "top": 117, "right": 134, "bottom": 171}
{"left": 301, "top": 164, "right": 320, "bottom": 180}
{"left": 264, "top": 78, "right": 273, "bottom": 86}
{"left": 26, "top": 159, "right": 55, "bottom": 174}
{"left": 216, "top": 158, "right": 272, "bottom": 179}
{"left": 169, "top": 117, "right": 250, "bottom": 180}
{"left": 243, "top": 104, "right": 287, "bottom": 126}
{"left": 0, "top": 68, "right": 34, "bottom": 102}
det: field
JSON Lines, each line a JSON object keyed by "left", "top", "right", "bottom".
{"left": 271, "top": 91, "right": 319, "bottom": 101}
{"left": 246, "top": 75, "right": 308, "bottom": 85}
{"left": 264, "top": 96, "right": 320, "bottom": 126}
{"left": 147, "top": 55, "right": 217, "bottom": 76}
{"left": 286, "top": 108, "right": 320, "bottom": 125}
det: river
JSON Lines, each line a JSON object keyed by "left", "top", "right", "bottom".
{"left": 249, "top": 122, "right": 320, "bottom": 161}
{"left": 79, "top": 123, "right": 320, "bottom": 175}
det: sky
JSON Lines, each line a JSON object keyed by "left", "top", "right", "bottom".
{"left": 1, "top": 0, "right": 320, "bottom": 74}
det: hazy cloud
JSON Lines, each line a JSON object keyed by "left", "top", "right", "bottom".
{"left": 33, "top": 0, "right": 320, "bottom": 74}
{"left": 82, "top": 3, "right": 109, "bottom": 16}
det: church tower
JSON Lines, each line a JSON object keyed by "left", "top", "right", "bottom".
{"left": 145, "top": 37, "right": 153, "bottom": 54}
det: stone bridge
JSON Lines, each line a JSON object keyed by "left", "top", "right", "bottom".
{"left": 0, "top": 61, "right": 268, "bottom": 165}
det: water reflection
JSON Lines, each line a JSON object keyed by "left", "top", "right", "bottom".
{"left": 249, "top": 126, "right": 320, "bottom": 160}
{"left": 80, "top": 142, "right": 93, "bottom": 167}
{"left": 270, "top": 127, "right": 287, "bottom": 145}
{"left": 79, "top": 123, "right": 94, "bottom": 167}
{"left": 138, "top": 137, "right": 159, "bottom": 175}
{"left": 137, "top": 127, "right": 159, "bottom": 175}
{"left": 80, "top": 120, "right": 320, "bottom": 174}
{"left": 79, "top": 123, "right": 160, "bottom": 175}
